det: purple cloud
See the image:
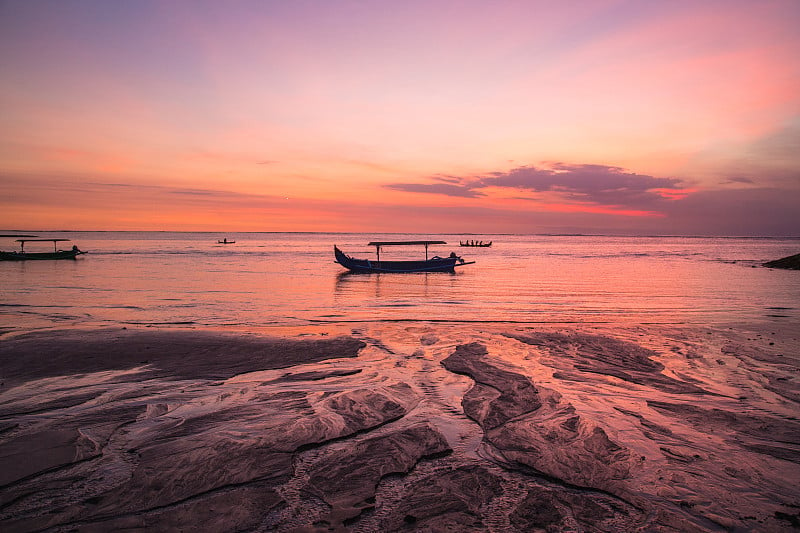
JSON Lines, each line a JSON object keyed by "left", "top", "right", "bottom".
{"left": 385, "top": 163, "right": 687, "bottom": 209}
{"left": 481, "top": 164, "right": 682, "bottom": 205}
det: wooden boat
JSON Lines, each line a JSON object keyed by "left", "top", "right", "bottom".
{"left": 0, "top": 239, "right": 86, "bottom": 261}
{"left": 334, "top": 241, "right": 475, "bottom": 273}
{"left": 218, "top": 238, "right": 235, "bottom": 244}
{"left": 459, "top": 240, "right": 492, "bottom": 247}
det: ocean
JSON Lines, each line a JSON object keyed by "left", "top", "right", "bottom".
{"left": 2, "top": 232, "right": 798, "bottom": 331}
{"left": 3, "top": 232, "right": 800, "bottom": 531}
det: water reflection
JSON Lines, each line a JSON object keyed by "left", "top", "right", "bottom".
{"left": 331, "top": 270, "right": 474, "bottom": 323}
{"left": 334, "top": 270, "right": 457, "bottom": 294}
{"left": 335, "top": 271, "right": 441, "bottom": 300}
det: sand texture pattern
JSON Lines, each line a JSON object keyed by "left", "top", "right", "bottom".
{"left": 1, "top": 324, "right": 799, "bottom": 531}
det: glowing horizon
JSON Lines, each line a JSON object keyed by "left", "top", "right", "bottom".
{"left": 1, "top": 0, "right": 798, "bottom": 235}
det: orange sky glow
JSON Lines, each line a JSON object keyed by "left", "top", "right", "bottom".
{"left": 1, "top": 0, "right": 798, "bottom": 234}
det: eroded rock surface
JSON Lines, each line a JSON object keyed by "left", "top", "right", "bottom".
{"left": 304, "top": 423, "right": 452, "bottom": 528}
{"left": 442, "top": 342, "right": 541, "bottom": 429}
{"left": 1, "top": 326, "right": 799, "bottom": 532}
{"left": 509, "top": 331, "right": 709, "bottom": 393}
{"left": 0, "top": 380, "right": 420, "bottom": 531}
{"left": 509, "top": 484, "right": 646, "bottom": 532}
{"left": 443, "top": 342, "right": 633, "bottom": 493}
{"left": 648, "top": 399, "right": 800, "bottom": 463}
{"left": 378, "top": 465, "right": 503, "bottom": 531}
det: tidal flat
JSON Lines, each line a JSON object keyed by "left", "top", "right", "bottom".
{"left": 1, "top": 324, "right": 798, "bottom": 532}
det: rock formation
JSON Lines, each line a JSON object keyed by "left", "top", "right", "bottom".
{"left": 1, "top": 326, "right": 799, "bottom": 531}
{"left": 763, "top": 252, "right": 800, "bottom": 270}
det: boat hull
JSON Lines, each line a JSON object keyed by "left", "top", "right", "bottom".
{"left": 334, "top": 246, "right": 468, "bottom": 273}
{"left": 0, "top": 250, "right": 83, "bottom": 261}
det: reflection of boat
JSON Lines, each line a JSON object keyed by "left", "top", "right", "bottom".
{"left": 218, "top": 238, "right": 235, "bottom": 244}
{"left": 0, "top": 239, "right": 86, "bottom": 261}
{"left": 334, "top": 241, "right": 474, "bottom": 273}
{"left": 460, "top": 240, "right": 492, "bottom": 247}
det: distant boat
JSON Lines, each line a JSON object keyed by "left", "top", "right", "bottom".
{"left": 0, "top": 239, "right": 86, "bottom": 261}
{"left": 334, "top": 241, "right": 475, "bottom": 273}
{"left": 218, "top": 238, "right": 236, "bottom": 244}
{"left": 460, "top": 240, "right": 492, "bottom": 247}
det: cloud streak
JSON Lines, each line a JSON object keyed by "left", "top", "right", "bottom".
{"left": 385, "top": 181, "right": 484, "bottom": 198}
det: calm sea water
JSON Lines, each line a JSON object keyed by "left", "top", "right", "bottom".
{"left": 1, "top": 232, "right": 798, "bottom": 331}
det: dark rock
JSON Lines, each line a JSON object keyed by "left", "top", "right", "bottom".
{"left": 379, "top": 465, "right": 503, "bottom": 531}
{"left": 0, "top": 428, "right": 102, "bottom": 487}
{"left": 0, "top": 374, "right": 417, "bottom": 531}
{"left": 442, "top": 342, "right": 632, "bottom": 493}
{"left": 276, "top": 368, "right": 362, "bottom": 382}
{"left": 509, "top": 332, "right": 708, "bottom": 394}
{"left": 510, "top": 485, "right": 647, "bottom": 531}
{"left": 648, "top": 400, "right": 800, "bottom": 463}
{"left": 775, "top": 511, "right": 800, "bottom": 527}
{"left": 510, "top": 487, "right": 563, "bottom": 529}
{"left": 304, "top": 423, "right": 452, "bottom": 527}
{"left": 763, "top": 253, "right": 800, "bottom": 270}
{"left": 442, "top": 342, "right": 541, "bottom": 428}
{"left": 0, "top": 328, "right": 366, "bottom": 386}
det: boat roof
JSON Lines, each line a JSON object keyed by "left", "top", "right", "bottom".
{"left": 15, "top": 238, "right": 71, "bottom": 243}
{"left": 368, "top": 240, "right": 446, "bottom": 246}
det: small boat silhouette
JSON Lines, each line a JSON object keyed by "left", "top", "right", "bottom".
{"left": 0, "top": 239, "right": 87, "bottom": 260}
{"left": 334, "top": 241, "right": 475, "bottom": 273}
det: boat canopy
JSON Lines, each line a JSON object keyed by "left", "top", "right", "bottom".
{"left": 365, "top": 240, "right": 448, "bottom": 261}
{"left": 15, "top": 239, "right": 71, "bottom": 243}
{"left": 367, "top": 240, "right": 446, "bottom": 246}
{"left": 14, "top": 238, "right": 72, "bottom": 252}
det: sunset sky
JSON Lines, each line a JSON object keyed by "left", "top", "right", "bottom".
{"left": 1, "top": 0, "right": 798, "bottom": 234}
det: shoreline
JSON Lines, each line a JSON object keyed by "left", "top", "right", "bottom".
{"left": 1, "top": 323, "right": 799, "bottom": 531}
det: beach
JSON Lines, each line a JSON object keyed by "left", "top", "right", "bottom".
{"left": 3, "top": 0, "right": 800, "bottom": 528}
{"left": 2, "top": 322, "right": 798, "bottom": 531}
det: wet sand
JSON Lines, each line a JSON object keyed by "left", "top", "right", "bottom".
{"left": 1, "top": 323, "right": 799, "bottom": 532}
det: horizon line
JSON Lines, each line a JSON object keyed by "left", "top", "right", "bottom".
{"left": 1, "top": 230, "right": 799, "bottom": 239}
